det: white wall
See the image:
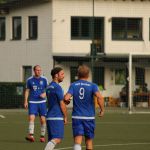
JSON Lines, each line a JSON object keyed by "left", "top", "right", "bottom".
{"left": 0, "top": 2, "right": 52, "bottom": 82}
{"left": 52, "top": 0, "right": 150, "bottom": 55}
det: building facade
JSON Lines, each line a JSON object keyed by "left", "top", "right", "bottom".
{"left": 1, "top": 0, "right": 150, "bottom": 100}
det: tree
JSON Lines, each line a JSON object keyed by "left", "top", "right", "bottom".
{"left": 0, "top": 0, "right": 7, "bottom": 4}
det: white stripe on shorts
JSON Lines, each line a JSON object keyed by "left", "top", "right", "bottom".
{"left": 29, "top": 100, "right": 46, "bottom": 103}
{"left": 46, "top": 117, "right": 64, "bottom": 120}
{"left": 72, "top": 116, "right": 95, "bottom": 119}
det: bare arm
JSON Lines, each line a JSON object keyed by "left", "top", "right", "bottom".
{"left": 60, "top": 100, "right": 68, "bottom": 124}
{"left": 95, "top": 91, "right": 104, "bottom": 117}
{"left": 24, "top": 89, "right": 29, "bottom": 109}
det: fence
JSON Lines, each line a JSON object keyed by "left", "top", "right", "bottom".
{"left": 0, "top": 82, "right": 25, "bottom": 108}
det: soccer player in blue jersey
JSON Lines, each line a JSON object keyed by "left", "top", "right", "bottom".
{"left": 64, "top": 65, "right": 104, "bottom": 150}
{"left": 24, "top": 65, "right": 48, "bottom": 142}
{"left": 44, "top": 67, "right": 67, "bottom": 150}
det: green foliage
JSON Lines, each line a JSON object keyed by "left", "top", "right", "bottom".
{"left": 0, "top": 0, "right": 7, "bottom": 4}
{"left": 98, "top": 85, "right": 103, "bottom": 91}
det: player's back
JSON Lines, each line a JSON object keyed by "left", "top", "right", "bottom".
{"left": 69, "top": 80, "right": 98, "bottom": 118}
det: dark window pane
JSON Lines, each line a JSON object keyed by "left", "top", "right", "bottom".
{"left": 94, "top": 18, "right": 102, "bottom": 39}
{"left": 93, "top": 67, "right": 104, "bottom": 88}
{"left": 71, "top": 18, "right": 80, "bottom": 37}
{"left": 13, "top": 17, "right": 21, "bottom": 40}
{"left": 0, "top": 17, "right": 5, "bottom": 40}
{"left": 112, "top": 18, "right": 142, "bottom": 40}
{"left": 127, "top": 19, "right": 142, "bottom": 39}
{"left": 29, "top": 16, "right": 38, "bottom": 39}
{"left": 70, "top": 67, "right": 78, "bottom": 83}
{"left": 81, "top": 18, "right": 90, "bottom": 37}
{"left": 23, "top": 66, "right": 32, "bottom": 82}
{"left": 112, "top": 18, "right": 126, "bottom": 39}
{"left": 135, "top": 67, "right": 145, "bottom": 85}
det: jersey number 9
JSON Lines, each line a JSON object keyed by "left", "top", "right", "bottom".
{"left": 79, "top": 88, "right": 85, "bottom": 100}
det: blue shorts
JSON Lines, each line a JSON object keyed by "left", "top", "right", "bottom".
{"left": 47, "top": 120, "right": 64, "bottom": 141}
{"left": 72, "top": 119, "right": 95, "bottom": 139}
{"left": 28, "top": 102, "right": 47, "bottom": 117}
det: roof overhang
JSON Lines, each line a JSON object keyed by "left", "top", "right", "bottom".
{"left": 0, "top": 0, "right": 50, "bottom": 12}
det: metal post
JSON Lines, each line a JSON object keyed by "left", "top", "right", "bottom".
{"left": 91, "top": 0, "right": 95, "bottom": 82}
{"left": 129, "top": 53, "right": 132, "bottom": 114}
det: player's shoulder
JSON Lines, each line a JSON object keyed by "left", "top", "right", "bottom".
{"left": 49, "top": 81, "right": 61, "bottom": 89}
{"left": 26, "top": 76, "right": 34, "bottom": 82}
{"left": 41, "top": 75, "right": 48, "bottom": 81}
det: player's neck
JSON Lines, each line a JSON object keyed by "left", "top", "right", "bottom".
{"left": 53, "top": 78, "right": 59, "bottom": 83}
{"left": 79, "top": 77, "right": 88, "bottom": 81}
{"left": 34, "top": 75, "right": 41, "bottom": 78}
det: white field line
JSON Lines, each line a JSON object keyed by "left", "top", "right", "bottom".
{"left": 54, "top": 142, "right": 150, "bottom": 150}
{"left": 0, "top": 115, "right": 5, "bottom": 118}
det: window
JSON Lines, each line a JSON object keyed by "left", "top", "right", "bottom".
{"left": 71, "top": 17, "right": 103, "bottom": 40}
{"left": 112, "top": 18, "right": 142, "bottom": 40}
{"left": 70, "top": 67, "right": 78, "bottom": 83}
{"left": 93, "top": 67, "right": 104, "bottom": 89}
{"left": 23, "top": 66, "right": 32, "bottom": 82}
{"left": 29, "top": 16, "right": 38, "bottom": 39}
{"left": 12, "top": 17, "right": 21, "bottom": 40}
{"left": 0, "top": 17, "right": 5, "bottom": 40}
{"left": 115, "top": 69, "right": 126, "bottom": 85}
{"left": 135, "top": 67, "right": 145, "bottom": 85}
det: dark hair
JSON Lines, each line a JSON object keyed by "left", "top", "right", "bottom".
{"left": 51, "top": 67, "right": 63, "bottom": 78}
{"left": 77, "top": 65, "right": 89, "bottom": 78}
{"left": 33, "top": 65, "right": 41, "bottom": 71}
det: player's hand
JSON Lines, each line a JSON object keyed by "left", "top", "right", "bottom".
{"left": 64, "top": 99, "right": 70, "bottom": 105}
{"left": 40, "top": 92, "right": 46, "bottom": 98}
{"left": 64, "top": 117, "right": 68, "bottom": 125}
{"left": 24, "top": 101, "right": 28, "bottom": 109}
{"left": 99, "top": 111, "right": 104, "bottom": 117}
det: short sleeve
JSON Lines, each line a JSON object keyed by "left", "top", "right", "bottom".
{"left": 56, "top": 85, "right": 64, "bottom": 102}
{"left": 92, "top": 83, "right": 99, "bottom": 94}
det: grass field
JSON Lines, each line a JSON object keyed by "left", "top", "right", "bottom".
{"left": 0, "top": 108, "right": 150, "bottom": 150}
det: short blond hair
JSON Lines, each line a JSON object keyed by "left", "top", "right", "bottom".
{"left": 77, "top": 65, "right": 89, "bottom": 78}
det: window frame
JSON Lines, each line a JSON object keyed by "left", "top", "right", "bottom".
{"left": 0, "top": 17, "right": 6, "bottom": 41}
{"left": 22, "top": 66, "right": 32, "bottom": 82}
{"left": 12, "top": 16, "right": 22, "bottom": 40}
{"left": 28, "top": 16, "right": 38, "bottom": 40}
{"left": 135, "top": 67, "right": 145, "bottom": 86}
{"left": 112, "top": 17, "right": 143, "bottom": 41}
{"left": 71, "top": 16, "right": 104, "bottom": 40}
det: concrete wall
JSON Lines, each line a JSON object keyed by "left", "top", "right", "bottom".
{"left": 0, "top": 2, "right": 52, "bottom": 82}
{"left": 52, "top": 0, "right": 150, "bottom": 55}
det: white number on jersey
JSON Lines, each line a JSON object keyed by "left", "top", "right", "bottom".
{"left": 79, "top": 87, "right": 85, "bottom": 99}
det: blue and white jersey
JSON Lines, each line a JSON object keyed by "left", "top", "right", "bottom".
{"left": 67, "top": 80, "right": 99, "bottom": 119}
{"left": 46, "top": 81, "right": 64, "bottom": 119}
{"left": 26, "top": 76, "right": 48, "bottom": 103}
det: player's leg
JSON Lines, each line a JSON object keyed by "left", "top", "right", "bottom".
{"left": 72, "top": 119, "right": 84, "bottom": 150}
{"left": 39, "top": 116, "right": 46, "bottom": 142}
{"left": 84, "top": 119, "right": 95, "bottom": 150}
{"left": 26, "top": 114, "right": 35, "bottom": 142}
{"left": 39, "top": 102, "right": 47, "bottom": 142}
{"left": 44, "top": 120, "right": 64, "bottom": 150}
{"left": 85, "top": 137, "right": 93, "bottom": 150}
{"left": 44, "top": 138, "right": 61, "bottom": 150}
{"left": 73, "top": 136, "right": 82, "bottom": 150}
{"left": 25, "top": 103, "right": 37, "bottom": 142}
